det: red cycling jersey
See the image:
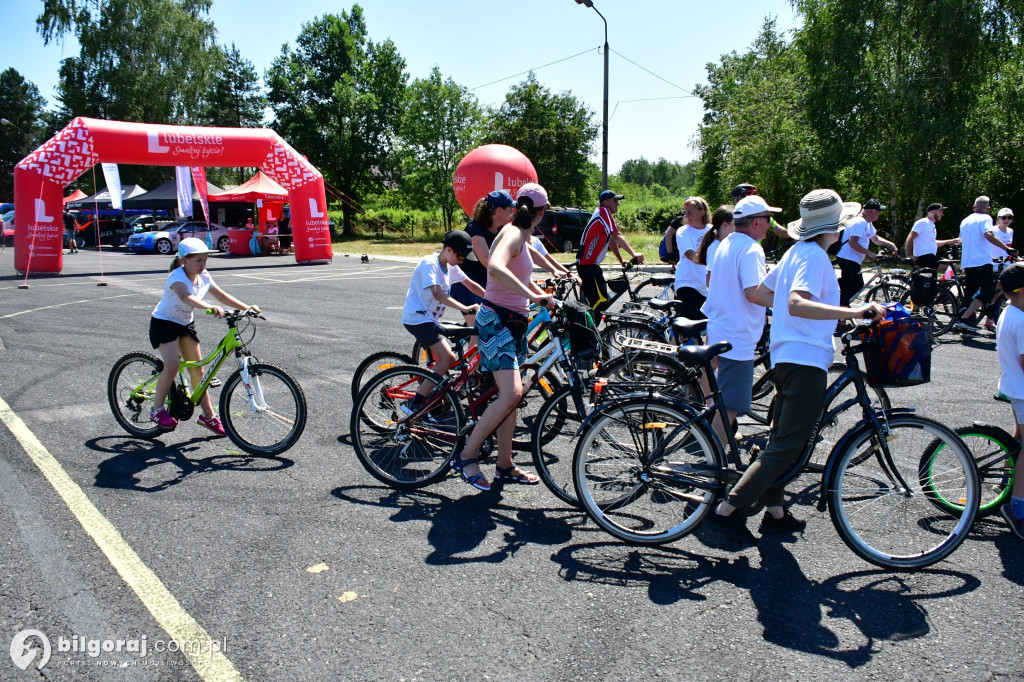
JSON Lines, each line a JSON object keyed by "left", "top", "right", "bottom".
{"left": 579, "top": 206, "right": 618, "bottom": 266}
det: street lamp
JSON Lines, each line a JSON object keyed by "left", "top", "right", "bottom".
{"left": 573, "top": 0, "right": 609, "bottom": 190}
{"left": 0, "top": 118, "right": 23, "bottom": 132}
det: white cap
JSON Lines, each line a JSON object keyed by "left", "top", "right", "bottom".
{"left": 998, "top": 207, "right": 1014, "bottom": 218}
{"left": 733, "top": 195, "right": 782, "bottom": 219}
{"left": 178, "top": 237, "right": 213, "bottom": 258}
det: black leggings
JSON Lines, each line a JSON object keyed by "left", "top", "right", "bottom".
{"left": 674, "top": 286, "right": 707, "bottom": 321}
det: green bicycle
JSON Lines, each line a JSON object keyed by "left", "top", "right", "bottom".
{"left": 107, "top": 309, "right": 307, "bottom": 456}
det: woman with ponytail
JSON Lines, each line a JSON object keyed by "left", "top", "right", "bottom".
{"left": 451, "top": 183, "right": 554, "bottom": 492}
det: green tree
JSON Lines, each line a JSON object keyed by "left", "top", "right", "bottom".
{"left": 484, "top": 73, "right": 598, "bottom": 207}
{"left": 0, "top": 69, "right": 47, "bottom": 198}
{"left": 267, "top": 6, "right": 407, "bottom": 235}
{"left": 38, "top": 0, "right": 221, "bottom": 188}
{"left": 398, "top": 67, "right": 483, "bottom": 229}
{"left": 693, "top": 18, "right": 823, "bottom": 223}
{"left": 203, "top": 43, "right": 267, "bottom": 185}
{"left": 794, "top": 0, "right": 994, "bottom": 238}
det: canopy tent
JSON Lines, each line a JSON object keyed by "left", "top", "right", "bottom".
{"left": 65, "top": 184, "right": 148, "bottom": 210}
{"left": 208, "top": 171, "right": 287, "bottom": 202}
{"left": 122, "top": 178, "right": 225, "bottom": 213}
{"left": 63, "top": 189, "right": 88, "bottom": 204}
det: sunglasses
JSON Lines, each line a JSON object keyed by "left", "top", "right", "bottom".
{"left": 1001, "top": 216, "right": 1014, "bottom": 221}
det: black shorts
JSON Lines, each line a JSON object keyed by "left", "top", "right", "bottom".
{"left": 962, "top": 265, "right": 996, "bottom": 304}
{"left": 404, "top": 321, "right": 442, "bottom": 347}
{"left": 149, "top": 317, "right": 199, "bottom": 349}
{"left": 578, "top": 263, "right": 610, "bottom": 312}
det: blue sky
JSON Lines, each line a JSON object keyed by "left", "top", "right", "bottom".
{"left": 2, "top": 0, "right": 801, "bottom": 172}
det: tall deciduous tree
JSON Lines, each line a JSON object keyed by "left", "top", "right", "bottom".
{"left": 267, "top": 6, "right": 407, "bottom": 235}
{"left": 203, "top": 43, "right": 267, "bottom": 185}
{"left": 399, "top": 67, "right": 483, "bottom": 229}
{"left": 694, "top": 19, "right": 823, "bottom": 222}
{"left": 485, "top": 73, "right": 598, "bottom": 207}
{"left": 0, "top": 69, "right": 47, "bottom": 199}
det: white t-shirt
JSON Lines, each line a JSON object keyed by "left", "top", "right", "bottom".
{"left": 702, "top": 232, "right": 767, "bottom": 360}
{"left": 959, "top": 212, "right": 996, "bottom": 268}
{"left": 675, "top": 225, "right": 711, "bottom": 294}
{"left": 530, "top": 235, "right": 551, "bottom": 258}
{"left": 705, "top": 239, "right": 721, "bottom": 274}
{"left": 401, "top": 253, "right": 467, "bottom": 326}
{"left": 152, "top": 267, "right": 216, "bottom": 325}
{"left": 836, "top": 217, "right": 876, "bottom": 264}
{"left": 910, "top": 217, "right": 938, "bottom": 257}
{"left": 761, "top": 239, "right": 840, "bottom": 372}
{"left": 991, "top": 226, "right": 1013, "bottom": 264}
{"left": 997, "top": 304, "right": 1024, "bottom": 399}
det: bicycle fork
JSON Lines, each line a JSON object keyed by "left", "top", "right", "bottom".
{"left": 236, "top": 354, "right": 266, "bottom": 413}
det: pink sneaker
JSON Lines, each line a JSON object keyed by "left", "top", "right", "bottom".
{"left": 197, "top": 414, "right": 226, "bottom": 437}
{"left": 150, "top": 407, "right": 178, "bottom": 430}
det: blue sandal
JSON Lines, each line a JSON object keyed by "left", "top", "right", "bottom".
{"left": 494, "top": 464, "right": 540, "bottom": 485}
{"left": 451, "top": 451, "right": 490, "bottom": 491}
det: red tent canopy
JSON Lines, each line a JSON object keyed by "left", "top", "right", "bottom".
{"left": 63, "top": 189, "right": 88, "bottom": 204}
{"left": 208, "top": 171, "right": 288, "bottom": 202}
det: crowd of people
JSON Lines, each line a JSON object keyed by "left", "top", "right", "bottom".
{"left": 390, "top": 181, "right": 1023, "bottom": 542}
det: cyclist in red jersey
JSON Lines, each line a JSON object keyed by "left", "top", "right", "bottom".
{"left": 578, "top": 190, "right": 645, "bottom": 312}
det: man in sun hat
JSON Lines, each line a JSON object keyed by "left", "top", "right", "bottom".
{"left": 905, "top": 202, "right": 960, "bottom": 270}
{"left": 701, "top": 194, "right": 776, "bottom": 445}
{"left": 834, "top": 198, "right": 898, "bottom": 307}
{"left": 703, "top": 189, "right": 885, "bottom": 547}
{"left": 578, "top": 189, "right": 645, "bottom": 313}
{"left": 957, "top": 196, "right": 1017, "bottom": 333}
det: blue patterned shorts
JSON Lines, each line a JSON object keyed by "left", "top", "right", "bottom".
{"left": 476, "top": 307, "right": 527, "bottom": 372}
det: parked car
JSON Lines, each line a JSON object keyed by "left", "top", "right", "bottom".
{"left": 536, "top": 207, "right": 594, "bottom": 254}
{"left": 77, "top": 217, "right": 132, "bottom": 248}
{"left": 128, "top": 214, "right": 159, "bottom": 233}
{"left": 126, "top": 220, "right": 231, "bottom": 255}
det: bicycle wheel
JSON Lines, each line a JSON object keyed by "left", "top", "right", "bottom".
{"left": 596, "top": 350, "right": 704, "bottom": 405}
{"left": 600, "top": 320, "right": 663, "bottom": 357}
{"left": 108, "top": 351, "right": 165, "bottom": 438}
{"left": 350, "top": 366, "right": 463, "bottom": 489}
{"left": 351, "top": 351, "right": 414, "bottom": 403}
{"left": 920, "top": 424, "right": 1016, "bottom": 518}
{"left": 531, "top": 384, "right": 588, "bottom": 507}
{"left": 512, "top": 372, "right": 561, "bottom": 451}
{"left": 219, "top": 363, "right": 307, "bottom": 456}
{"left": 410, "top": 340, "right": 436, "bottom": 368}
{"left": 747, "top": 364, "right": 775, "bottom": 426}
{"left": 863, "top": 281, "right": 909, "bottom": 306}
{"left": 806, "top": 371, "right": 890, "bottom": 472}
{"left": 826, "top": 414, "right": 979, "bottom": 569}
{"left": 573, "top": 398, "right": 719, "bottom": 545}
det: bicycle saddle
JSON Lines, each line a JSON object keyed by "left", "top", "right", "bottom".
{"left": 671, "top": 317, "right": 708, "bottom": 340}
{"left": 649, "top": 275, "right": 675, "bottom": 286}
{"left": 438, "top": 324, "right": 474, "bottom": 340}
{"left": 647, "top": 298, "right": 686, "bottom": 315}
{"left": 675, "top": 341, "right": 731, "bottom": 367}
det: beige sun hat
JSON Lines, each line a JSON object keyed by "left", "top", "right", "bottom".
{"left": 786, "top": 189, "right": 862, "bottom": 241}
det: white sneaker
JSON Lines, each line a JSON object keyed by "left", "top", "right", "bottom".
{"left": 956, "top": 320, "right": 981, "bottom": 334}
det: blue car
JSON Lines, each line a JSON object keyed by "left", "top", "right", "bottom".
{"left": 126, "top": 221, "right": 231, "bottom": 255}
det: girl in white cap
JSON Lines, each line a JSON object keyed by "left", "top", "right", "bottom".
{"left": 149, "top": 237, "right": 259, "bottom": 434}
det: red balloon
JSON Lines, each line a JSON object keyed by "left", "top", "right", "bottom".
{"left": 453, "top": 144, "right": 538, "bottom": 217}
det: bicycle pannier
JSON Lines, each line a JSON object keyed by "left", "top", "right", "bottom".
{"left": 859, "top": 317, "right": 931, "bottom": 387}
{"left": 562, "top": 300, "right": 603, "bottom": 360}
{"left": 909, "top": 269, "right": 936, "bottom": 307}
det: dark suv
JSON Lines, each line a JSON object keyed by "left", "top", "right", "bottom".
{"left": 537, "top": 206, "right": 594, "bottom": 254}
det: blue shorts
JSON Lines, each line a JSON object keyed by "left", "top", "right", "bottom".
{"left": 450, "top": 281, "right": 483, "bottom": 308}
{"left": 716, "top": 356, "right": 755, "bottom": 414}
{"left": 475, "top": 307, "right": 527, "bottom": 372}
{"left": 404, "top": 322, "right": 442, "bottom": 347}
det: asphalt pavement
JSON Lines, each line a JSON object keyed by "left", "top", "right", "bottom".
{"left": 0, "top": 248, "right": 1021, "bottom": 681}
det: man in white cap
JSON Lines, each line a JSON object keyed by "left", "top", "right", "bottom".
{"left": 957, "top": 196, "right": 1016, "bottom": 333}
{"left": 980, "top": 207, "right": 1017, "bottom": 331}
{"left": 701, "top": 195, "right": 776, "bottom": 444}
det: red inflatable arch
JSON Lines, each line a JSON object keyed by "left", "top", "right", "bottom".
{"left": 13, "top": 117, "right": 332, "bottom": 274}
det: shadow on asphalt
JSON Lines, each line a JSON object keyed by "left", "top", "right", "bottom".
{"left": 88, "top": 435, "right": 294, "bottom": 492}
{"left": 331, "top": 484, "right": 582, "bottom": 565}
{"left": 551, "top": 540, "right": 980, "bottom": 667}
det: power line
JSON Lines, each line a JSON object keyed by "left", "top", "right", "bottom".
{"left": 610, "top": 95, "right": 699, "bottom": 121}
{"left": 610, "top": 48, "right": 695, "bottom": 96}
{"left": 469, "top": 46, "right": 600, "bottom": 91}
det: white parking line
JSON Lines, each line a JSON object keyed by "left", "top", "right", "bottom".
{"left": 0, "top": 294, "right": 136, "bottom": 319}
{"left": 0, "top": 395, "right": 244, "bottom": 682}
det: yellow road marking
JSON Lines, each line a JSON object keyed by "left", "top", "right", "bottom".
{"left": 0, "top": 395, "right": 244, "bottom": 682}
